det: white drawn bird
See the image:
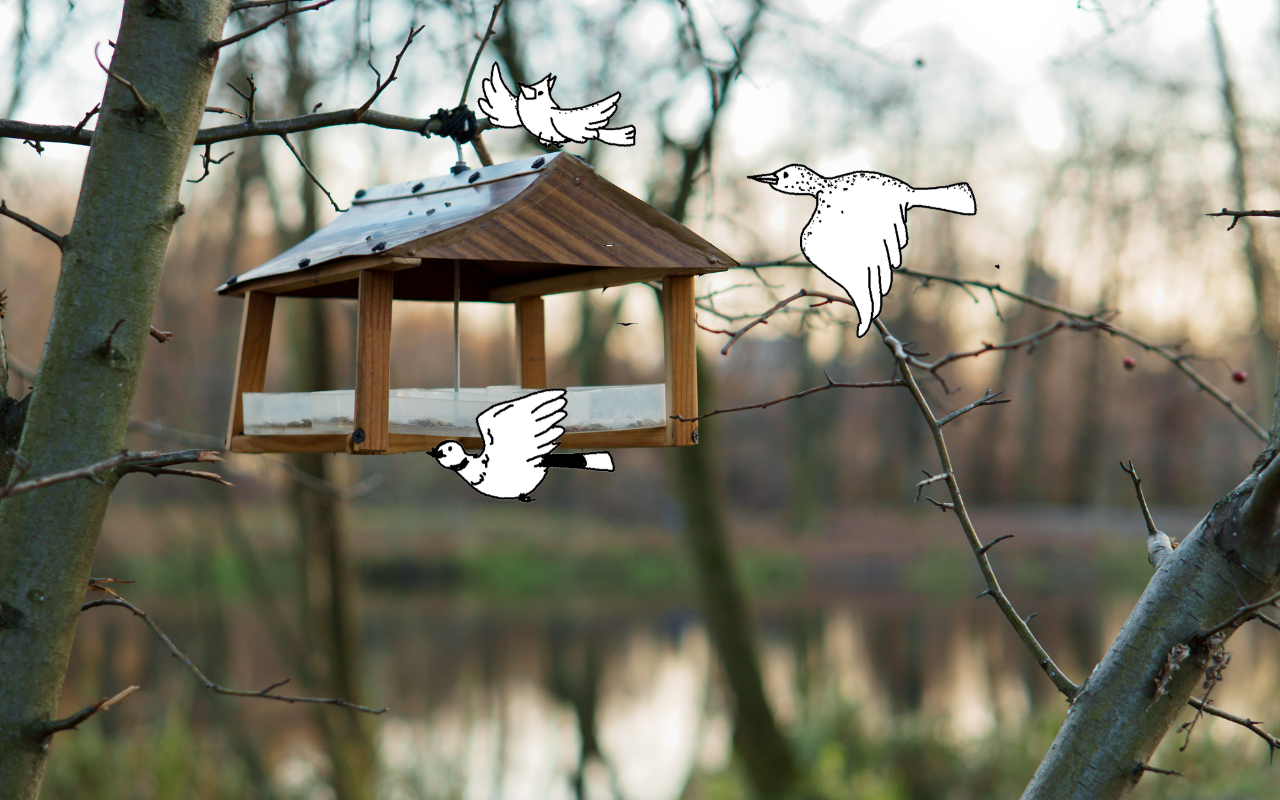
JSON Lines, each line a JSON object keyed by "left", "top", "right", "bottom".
{"left": 477, "top": 63, "right": 636, "bottom": 148}
{"left": 427, "top": 389, "right": 615, "bottom": 502}
{"left": 749, "top": 165, "right": 976, "bottom": 337}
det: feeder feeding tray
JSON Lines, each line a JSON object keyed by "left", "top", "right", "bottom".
{"left": 218, "top": 152, "right": 734, "bottom": 454}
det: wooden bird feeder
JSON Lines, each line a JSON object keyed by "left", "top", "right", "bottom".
{"left": 219, "top": 152, "right": 733, "bottom": 455}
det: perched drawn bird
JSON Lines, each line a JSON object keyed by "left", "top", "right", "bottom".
{"left": 427, "top": 389, "right": 614, "bottom": 502}
{"left": 749, "top": 165, "right": 976, "bottom": 336}
{"left": 478, "top": 63, "right": 636, "bottom": 148}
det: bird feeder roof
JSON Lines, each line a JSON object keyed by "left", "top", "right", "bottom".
{"left": 216, "top": 152, "right": 733, "bottom": 301}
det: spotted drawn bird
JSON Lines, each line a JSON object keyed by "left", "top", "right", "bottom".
{"left": 749, "top": 165, "right": 976, "bottom": 336}
{"left": 427, "top": 389, "right": 614, "bottom": 502}
{"left": 478, "top": 63, "right": 636, "bottom": 148}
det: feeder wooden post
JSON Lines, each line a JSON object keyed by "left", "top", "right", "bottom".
{"left": 663, "top": 275, "right": 698, "bottom": 446}
{"left": 226, "top": 291, "right": 276, "bottom": 447}
{"left": 515, "top": 295, "right": 547, "bottom": 389}
{"left": 350, "top": 269, "right": 394, "bottom": 454}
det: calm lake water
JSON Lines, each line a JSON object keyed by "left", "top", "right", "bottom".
{"left": 65, "top": 505, "right": 1280, "bottom": 799}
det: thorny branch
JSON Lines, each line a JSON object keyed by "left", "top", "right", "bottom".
{"left": 82, "top": 591, "right": 387, "bottom": 715}
{"left": 1188, "top": 696, "right": 1280, "bottom": 760}
{"left": 0, "top": 200, "right": 64, "bottom": 249}
{"left": 877, "top": 318, "right": 1079, "bottom": 699}
{"left": 936, "top": 389, "right": 1009, "bottom": 427}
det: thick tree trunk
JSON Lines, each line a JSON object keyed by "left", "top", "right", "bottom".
{"left": 1022, "top": 450, "right": 1280, "bottom": 799}
{"left": 0, "top": 1, "right": 228, "bottom": 795}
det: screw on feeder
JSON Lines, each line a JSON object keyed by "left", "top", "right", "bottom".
{"left": 352, "top": 429, "right": 366, "bottom": 444}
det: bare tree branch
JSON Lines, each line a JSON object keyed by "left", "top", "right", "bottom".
{"left": 81, "top": 594, "right": 386, "bottom": 715}
{"left": 1, "top": 107, "right": 497, "bottom": 149}
{"left": 0, "top": 449, "right": 219, "bottom": 500}
{"left": 278, "top": 133, "right": 341, "bottom": 212}
{"left": 186, "top": 143, "right": 234, "bottom": 184}
{"left": 209, "top": 0, "right": 336, "bottom": 52}
{"left": 1188, "top": 696, "right": 1280, "bottom": 758}
{"left": 94, "top": 43, "right": 152, "bottom": 117}
{"left": 1120, "top": 461, "right": 1175, "bottom": 568}
{"left": 27, "top": 685, "right": 139, "bottom": 740}
{"left": 122, "top": 465, "right": 233, "bottom": 487}
{"left": 355, "top": 25, "right": 424, "bottom": 121}
{"left": 460, "top": 1, "right": 507, "bottom": 107}
{"left": 0, "top": 200, "right": 64, "bottom": 248}
{"left": 1206, "top": 208, "right": 1280, "bottom": 231}
{"left": 148, "top": 325, "right": 172, "bottom": 343}
{"left": 1193, "top": 587, "right": 1280, "bottom": 644}
{"left": 671, "top": 377, "right": 904, "bottom": 422}
{"left": 937, "top": 389, "right": 1009, "bottom": 427}
{"left": 877, "top": 318, "right": 1079, "bottom": 699}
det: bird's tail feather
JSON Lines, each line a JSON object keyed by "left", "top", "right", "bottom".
{"left": 539, "top": 452, "right": 615, "bottom": 472}
{"left": 907, "top": 183, "right": 976, "bottom": 215}
{"left": 595, "top": 126, "right": 636, "bottom": 147}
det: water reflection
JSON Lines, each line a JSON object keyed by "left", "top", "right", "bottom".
{"left": 64, "top": 584, "right": 1280, "bottom": 798}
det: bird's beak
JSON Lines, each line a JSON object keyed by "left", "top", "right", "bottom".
{"left": 427, "top": 446, "right": 443, "bottom": 459}
{"left": 519, "top": 84, "right": 536, "bottom": 100}
{"left": 548, "top": 75, "right": 556, "bottom": 90}
{"left": 748, "top": 172, "right": 778, "bottom": 186}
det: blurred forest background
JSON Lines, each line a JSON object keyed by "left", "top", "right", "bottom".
{"left": 3, "top": 0, "right": 1280, "bottom": 798}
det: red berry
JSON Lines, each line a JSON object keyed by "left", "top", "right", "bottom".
{"left": 1233, "top": 370, "right": 1248, "bottom": 383}
{"left": 1123, "top": 357, "right": 1136, "bottom": 370}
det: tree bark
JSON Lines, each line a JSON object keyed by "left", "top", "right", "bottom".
{"left": 1022, "top": 451, "right": 1280, "bottom": 798}
{"left": 0, "top": 1, "right": 229, "bottom": 795}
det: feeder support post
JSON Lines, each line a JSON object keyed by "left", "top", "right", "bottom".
{"left": 350, "top": 269, "right": 394, "bottom": 454}
{"left": 663, "top": 275, "right": 698, "bottom": 446}
{"left": 226, "top": 291, "right": 277, "bottom": 448}
{"left": 515, "top": 296, "right": 547, "bottom": 389}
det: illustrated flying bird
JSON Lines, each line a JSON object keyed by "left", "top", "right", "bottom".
{"left": 749, "top": 165, "right": 976, "bottom": 337}
{"left": 478, "top": 63, "right": 636, "bottom": 148}
{"left": 427, "top": 389, "right": 614, "bottom": 502}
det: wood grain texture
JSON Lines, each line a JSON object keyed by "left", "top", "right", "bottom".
{"left": 663, "top": 275, "right": 698, "bottom": 446}
{"left": 221, "top": 255, "right": 420, "bottom": 297}
{"left": 351, "top": 270, "right": 394, "bottom": 453}
{"left": 515, "top": 296, "right": 547, "bottom": 389}
{"left": 489, "top": 266, "right": 701, "bottom": 301}
{"left": 233, "top": 426, "right": 665, "bottom": 454}
{"left": 226, "top": 291, "right": 276, "bottom": 448}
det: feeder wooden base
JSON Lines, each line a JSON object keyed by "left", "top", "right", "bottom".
{"left": 231, "top": 425, "right": 667, "bottom": 455}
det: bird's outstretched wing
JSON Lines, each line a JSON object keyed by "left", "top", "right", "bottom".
{"left": 476, "top": 389, "right": 567, "bottom": 465}
{"left": 477, "top": 63, "right": 522, "bottom": 128}
{"left": 548, "top": 92, "right": 622, "bottom": 143}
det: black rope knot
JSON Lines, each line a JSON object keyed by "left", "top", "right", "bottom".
{"left": 425, "top": 104, "right": 478, "bottom": 144}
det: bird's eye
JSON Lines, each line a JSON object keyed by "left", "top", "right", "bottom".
{"left": 538, "top": 91, "right": 544, "bottom": 96}
{"left": 783, "top": 171, "right": 789, "bottom": 179}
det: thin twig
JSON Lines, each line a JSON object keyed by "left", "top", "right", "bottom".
{"left": 0, "top": 200, "right": 64, "bottom": 249}
{"left": 1206, "top": 208, "right": 1280, "bottom": 231}
{"left": 187, "top": 143, "right": 234, "bottom": 184}
{"left": 937, "top": 389, "right": 1008, "bottom": 427}
{"left": 29, "top": 685, "right": 140, "bottom": 739}
{"left": 121, "top": 466, "right": 234, "bottom": 487}
{"left": 82, "top": 595, "right": 387, "bottom": 714}
{"left": 671, "top": 378, "right": 903, "bottom": 422}
{"left": 278, "top": 134, "right": 342, "bottom": 212}
{"left": 1132, "top": 763, "right": 1184, "bottom": 778}
{"left": 915, "top": 471, "right": 950, "bottom": 502}
{"left": 1194, "top": 587, "right": 1280, "bottom": 644}
{"left": 1188, "top": 696, "right": 1280, "bottom": 760}
{"left": 71, "top": 104, "right": 100, "bottom": 136}
{"left": 979, "top": 534, "right": 1015, "bottom": 556}
{"left": 460, "top": 1, "right": 507, "bottom": 107}
{"left": 94, "top": 43, "right": 152, "bottom": 116}
{"left": 231, "top": 0, "right": 295, "bottom": 9}
{"left": 355, "top": 25, "right": 424, "bottom": 121}
{"left": 148, "top": 326, "right": 172, "bottom": 343}
{"left": 876, "top": 318, "right": 1079, "bottom": 700}
{"left": 897, "top": 267, "right": 1266, "bottom": 440}
{"left": 209, "top": 0, "right": 335, "bottom": 51}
